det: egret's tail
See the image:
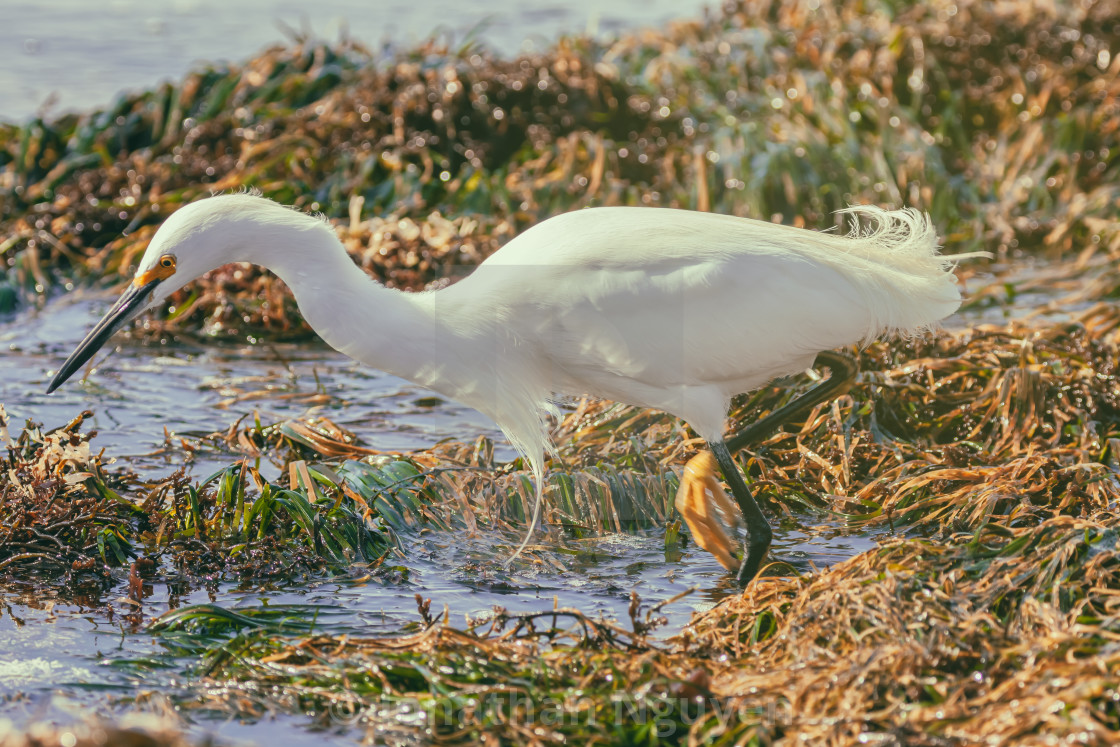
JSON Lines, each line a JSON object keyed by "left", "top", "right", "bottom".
{"left": 818, "top": 206, "right": 989, "bottom": 338}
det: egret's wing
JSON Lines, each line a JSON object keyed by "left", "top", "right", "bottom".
{"left": 479, "top": 205, "right": 960, "bottom": 343}
{"left": 522, "top": 250, "right": 876, "bottom": 396}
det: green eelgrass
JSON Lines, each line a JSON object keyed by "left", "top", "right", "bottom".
{"left": 126, "top": 516, "right": 1120, "bottom": 745}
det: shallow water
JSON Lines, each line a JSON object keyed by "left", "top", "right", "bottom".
{"left": 1, "top": 291, "right": 880, "bottom": 742}
{"left": 6, "top": 293, "right": 507, "bottom": 481}
{"left": 1, "top": 527, "right": 874, "bottom": 741}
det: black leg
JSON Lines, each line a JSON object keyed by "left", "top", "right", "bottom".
{"left": 709, "top": 439, "right": 772, "bottom": 585}
{"left": 714, "top": 351, "right": 856, "bottom": 585}
{"left": 726, "top": 351, "right": 856, "bottom": 453}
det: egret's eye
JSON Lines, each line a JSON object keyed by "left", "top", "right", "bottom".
{"left": 133, "top": 254, "right": 177, "bottom": 288}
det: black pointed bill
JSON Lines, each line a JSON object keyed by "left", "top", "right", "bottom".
{"left": 45, "top": 277, "right": 161, "bottom": 393}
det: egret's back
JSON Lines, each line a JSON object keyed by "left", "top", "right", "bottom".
{"left": 478, "top": 205, "right": 959, "bottom": 333}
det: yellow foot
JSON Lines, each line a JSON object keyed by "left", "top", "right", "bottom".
{"left": 674, "top": 451, "right": 745, "bottom": 572}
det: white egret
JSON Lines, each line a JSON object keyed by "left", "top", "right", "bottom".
{"left": 47, "top": 194, "right": 968, "bottom": 584}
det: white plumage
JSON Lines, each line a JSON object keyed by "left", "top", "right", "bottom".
{"left": 47, "top": 194, "right": 967, "bottom": 581}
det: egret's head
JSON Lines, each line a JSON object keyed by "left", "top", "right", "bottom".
{"left": 46, "top": 193, "right": 299, "bottom": 393}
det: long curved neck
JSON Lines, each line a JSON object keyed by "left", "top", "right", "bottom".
{"left": 216, "top": 203, "right": 551, "bottom": 477}
{"left": 244, "top": 222, "right": 442, "bottom": 386}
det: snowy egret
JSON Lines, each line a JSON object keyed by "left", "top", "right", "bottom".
{"left": 47, "top": 194, "right": 967, "bottom": 584}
